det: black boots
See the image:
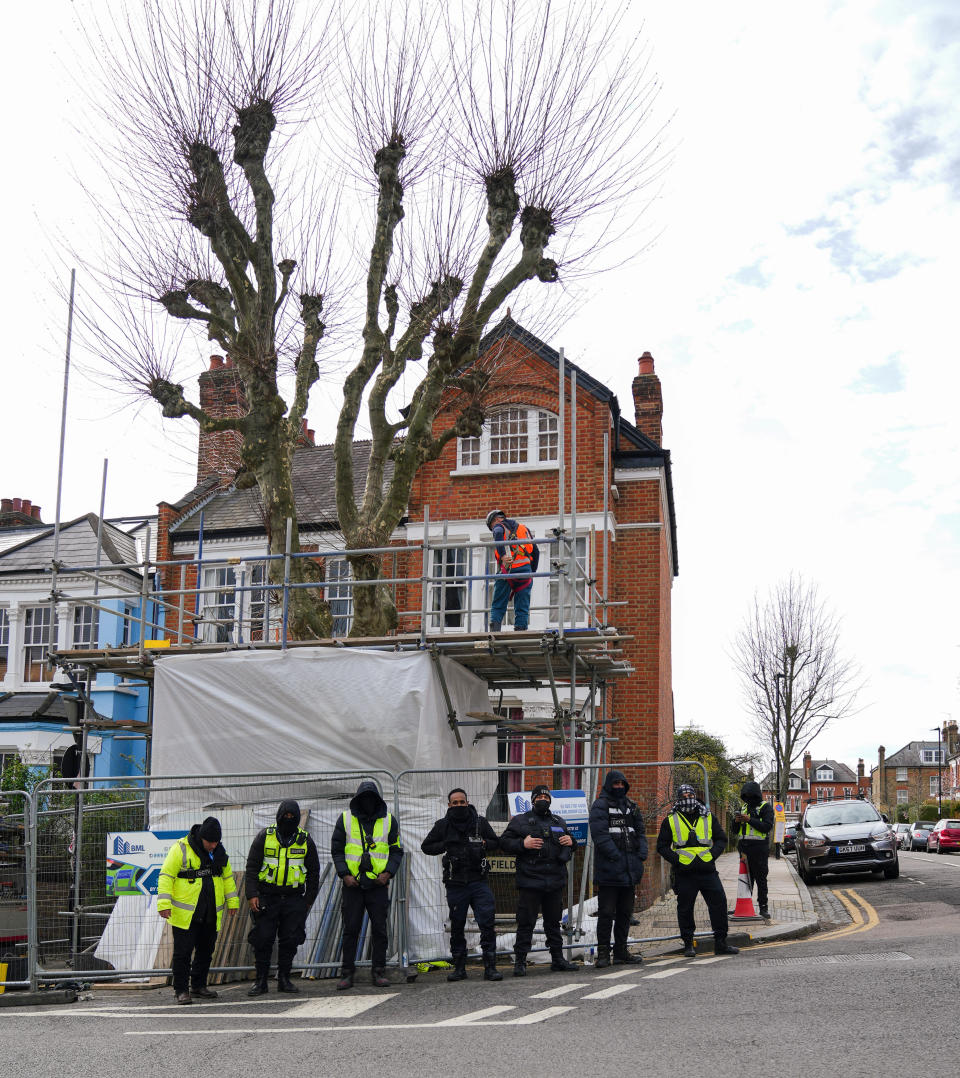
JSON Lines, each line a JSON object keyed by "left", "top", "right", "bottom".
{"left": 447, "top": 955, "right": 467, "bottom": 982}
{"left": 371, "top": 968, "right": 391, "bottom": 987}
{"left": 612, "top": 948, "right": 642, "bottom": 966}
{"left": 595, "top": 945, "right": 611, "bottom": 969}
{"left": 682, "top": 941, "right": 697, "bottom": 958}
{"left": 513, "top": 954, "right": 527, "bottom": 977}
{"left": 192, "top": 984, "right": 218, "bottom": 998}
{"left": 759, "top": 906, "right": 771, "bottom": 919}
{"left": 247, "top": 975, "right": 269, "bottom": 997}
{"left": 714, "top": 939, "right": 739, "bottom": 955}
{"left": 550, "top": 952, "right": 580, "bottom": 972}
{"left": 336, "top": 970, "right": 355, "bottom": 990}
{"left": 490, "top": 621, "right": 502, "bottom": 632}
{"left": 483, "top": 952, "right": 503, "bottom": 981}
{"left": 277, "top": 971, "right": 299, "bottom": 993}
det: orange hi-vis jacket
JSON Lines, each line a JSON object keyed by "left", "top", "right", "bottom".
{"left": 493, "top": 518, "right": 534, "bottom": 571}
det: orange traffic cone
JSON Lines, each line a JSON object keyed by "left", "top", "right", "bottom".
{"left": 730, "top": 855, "right": 762, "bottom": 920}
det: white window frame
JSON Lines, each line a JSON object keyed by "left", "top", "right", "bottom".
{"left": 72, "top": 605, "right": 96, "bottom": 649}
{"left": 326, "top": 558, "right": 353, "bottom": 637}
{"left": 815, "top": 767, "right": 833, "bottom": 782}
{"left": 897, "top": 789, "right": 908, "bottom": 804}
{"left": 930, "top": 775, "right": 941, "bottom": 797}
{"left": 922, "top": 749, "right": 943, "bottom": 764}
{"left": 0, "top": 608, "right": 8, "bottom": 682}
{"left": 22, "top": 606, "right": 57, "bottom": 683}
{"left": 430, "top": 546, "right": 468, "bottom": 630}
{"left": 788, "top": 774, "right": 802, "bottom": 790}
{"left": 549, "top": 534, "right": 588, "bottom": 625}
{"left": 896, "top": 767, "right": 907, "bottom": 782}
{"left": 455, "top": 407, "right": 560, "bottom": 474}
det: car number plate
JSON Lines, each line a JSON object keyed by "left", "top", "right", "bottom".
{"left": 837, "top": 844, "right": 866, "bottom": 853}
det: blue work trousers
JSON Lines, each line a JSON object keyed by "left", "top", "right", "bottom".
{"left": 490, "top": 567, "right": 532, "bottom": 629}
{"left": 446, "top": 879, "right": 497, "bottom": 957}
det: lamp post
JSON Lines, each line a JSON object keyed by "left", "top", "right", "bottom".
{"left": 932, "top": 725, "right": 943, "bottom": 817}
{"left": 773, "top": 673, "right": 786, "bottom": 800}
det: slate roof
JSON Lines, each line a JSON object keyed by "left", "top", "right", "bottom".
{"left": 0, "top": 515, "right": 139, "bottom": 577}
{"left": 883, "top": 741, "right": 941, "bottom": 767}
{"left": 0, "top": 691, "right": 72, "bottom": 723}
{"left": 170, "top": 442, "right": 389, "bottom": 537}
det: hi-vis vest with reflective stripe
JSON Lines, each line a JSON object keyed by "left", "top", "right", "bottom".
{"left": 495, "top": 522, "right": 533, "bottom": 570}
{"left": 342, "top": 812, "right": 392, "bottom": 880}
{"left": 156, "top": 837, "right": 240, "bottom": 931}
{"left": 668, "top": 812, "right": 714, "bottom": 866}
{"left": 740, "top": 802, "right": 769, "bottom": 841}
{"left": 258, "top": 826, "right": 309, "bottom": 887}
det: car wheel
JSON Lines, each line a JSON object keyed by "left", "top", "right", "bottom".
{"left": 884, "top": 860, "right": 900, "bottom": 879}
{"left": 799, "top": 862, "right": 817, "bottom": 886}
{"left": 937, "top": 844, "right": 944, "bottom": 855}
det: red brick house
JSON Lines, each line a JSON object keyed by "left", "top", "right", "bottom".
{"left": 155, "top": 317, "right": 677, "bottom": 808}
{"left": 761, "top": 753, "right": 871, "bottom": 817}
{"left": 872, "top": 726, "right": 957, "bottom": 818}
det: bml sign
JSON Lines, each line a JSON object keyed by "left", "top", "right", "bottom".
{"left": 507, "top": 790, "right": 590, "bottom": 845}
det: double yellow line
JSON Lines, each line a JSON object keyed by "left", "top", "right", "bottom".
{"left": 746, "top": 888, "right": 879, "bottom": 951}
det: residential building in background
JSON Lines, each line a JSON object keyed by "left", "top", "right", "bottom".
{"left": 871, "top": 721, "right": 959, "bottom": 818}
{"left": 761, "top": 753, "right": 871, "bottom": 817}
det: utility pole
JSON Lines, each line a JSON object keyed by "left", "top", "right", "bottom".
{"left": 932, "top": 725, "right": 943, "bottom": 817}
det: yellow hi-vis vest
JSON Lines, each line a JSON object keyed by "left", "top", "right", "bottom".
{"left": 258, "top": 826, "right": 309, "bottom": 887}
{"left": 156, "top": 837, "right": 240, "bottom": 931}
{"left": 668, "top": 812, "right": 714, "bottom": 866}
{"left": 342, "top": 812, "right": 392, "bottom": 881}
{"left": 740, "top": 802, "right": 769, "bottom": 841}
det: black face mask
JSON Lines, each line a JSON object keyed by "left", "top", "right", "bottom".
{"left": 277, "top": 816, "right": 298, "bottom": 839}
{"left": 533, "top": 799, "right": 551, "bottom": 816}
{"left": 448, "top": 805, "right": 471, "bottom": 823}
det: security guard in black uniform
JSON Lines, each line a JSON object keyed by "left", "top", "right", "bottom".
{"left": 733, "top": 780, "right": 774, "bottom": 918}
{"left": 245, "top": 799, "right": 320, "bottom": 995}
{"left": 500, "top": 785, "right": 579, "bottom": 976}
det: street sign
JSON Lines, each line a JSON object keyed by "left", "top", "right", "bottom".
{"left": 507, "top": 790, "right": 589, "bottom": 844}
{"left": 774, "top": 801, "right": 786, "bottom": 821}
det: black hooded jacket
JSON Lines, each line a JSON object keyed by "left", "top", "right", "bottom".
{"left": 245, "top": 799, "right": 321, "bottom": 903}
{"left": 589, "top": 770, "right": 648, "bottom": 887}
{"left": 500, "top": 805, "right": 574, "bottom": 891}
{"left": 656, "top": 810, "right": 728, "bottom": 876}
{"left": 735, "top": 784, "right": 775, "bottom": 849}
{"left": 187, "top": 824, "right": 230, "bottom": 918}
{"left": 421, "top": 805, "right": 499, "bottom": 884}
{"left": 330, "top": 781, "right": 404, "bottom": 883}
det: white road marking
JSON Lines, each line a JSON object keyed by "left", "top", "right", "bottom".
{"left": 283, "top": 995, "right": 396, "bottom": 1018}
{"left": 594, "top": 969, "right": 640, "bottom": 979}
{"left": 646, "top": 957, "right": 684, "bottom": 967}
{"left": 529, "top": 983, "right": 590, "bottom": 999}
{"left": 694, "top": 957, "right": 731, "bottom": 965}
{"left": 435, "top": 1005, "right": 515, "bottom": 1025}
{"left": 579, "top": 983, "right": 639, "bottom": 1000}
{"left": 506, "top": 1006, "right": 576, "bottom": 1024}
{"left": 643, "top": 967, "right": 687, "bottom": 980}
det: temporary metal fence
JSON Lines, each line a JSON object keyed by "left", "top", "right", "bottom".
{"left": 2, "top": 759, "right": 718, "bottom": 991}
{"left": 0, "top": 790, "right": 31, "bottom": 991}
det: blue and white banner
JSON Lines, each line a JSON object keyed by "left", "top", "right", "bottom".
{"left": 106, "top": 831, "right": 182, "bottom": 897}
{"left": 507, "top": 790, "right": 590, "bottom": 845}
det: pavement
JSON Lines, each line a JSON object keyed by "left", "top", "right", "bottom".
{"left": 627, "top": 850, "right": 818, "bottom": 956}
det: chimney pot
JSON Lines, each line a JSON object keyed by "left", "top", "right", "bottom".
{"left": 1, "top": 498, "right": 12, "bottom": 513}
{"left": 302, "top": 419, "right": 308, "bottom": 435}
{"left": 307, "top": 428, "right": 315, "bottom": 444}
{"left": 32, "top": 505, "right": 42, "bottom": 519}
{"left": 225, "top": 355, "right": 234, "bottom": 368}
{"left": 638, "top": 351, "right": 655, "bottom": 375}
{"left": 21, "top": 499, "right": 31, "bottom": 515}
{"left": 209, "top": 355, "right": 224, "bottom": 370}
{"left": 12, "top": 498, "right": 22, "bottom": 512}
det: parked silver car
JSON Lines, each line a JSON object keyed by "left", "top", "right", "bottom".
{"left": 908, "top": 820, "right": 935, "bottom": 850}
{"left": 892, "top": 823, "right": 912, "bottom": 849}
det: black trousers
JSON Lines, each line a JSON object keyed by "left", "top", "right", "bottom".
{"left": 171, "top": 914, "right": 218, "bottom": 994}
{"left": 596, "top": 885, "right": 634, "bottom": 950}
{"left": 248, "top": 891, "right": 309, "bottom": 976}
{"left": 340, "top": 883, "right": 390, "bottom": 971}
{"left": 675, "top": 870, "right": 728, "bottom": 942}
{"left": 515, "top": 887, "right": 564, "bottom": 955}
{"left": 740, "top": 842, "right": 769, "bottom": 908}
{"left": 446, "top": 879, "right": 497, "bottom": 957}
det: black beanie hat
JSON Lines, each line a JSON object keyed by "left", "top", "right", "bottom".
{"left": 199, "top": 816, "right": 222, "bottom": 843}
{"left": 531, "top": 784, "right": 551, "bottom": 802}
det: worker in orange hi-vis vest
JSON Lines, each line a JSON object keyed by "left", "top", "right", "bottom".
{"left": 486, "top": 508, "right": 535, "bottom": 631}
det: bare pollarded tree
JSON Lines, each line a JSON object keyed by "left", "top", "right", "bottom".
{"left": 732, "top": 574, "right": 863, "bottom": 803}
{"left": 75, "top": 0, "right": 667, "bottom": 637}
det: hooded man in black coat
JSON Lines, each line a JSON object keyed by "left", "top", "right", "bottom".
{"left": 733, "top": 780, "right": 774, "bottom": 918}
{"left": 245, "top": 799, "right": 320, "bottom": 996}
{"left": 500, "top": 785, "right": 579, "bottom": 976}
{"left": 656, "top": 783, "right": 739, "bottom": 958}
{"left": 331, "top": 780, "right": 403, "bottom": 990}
{"left": 421, "top": 788, "right": 502, "bottom": 982}
{"left": 589, "top": 770, "right": 647, "bottom": 967}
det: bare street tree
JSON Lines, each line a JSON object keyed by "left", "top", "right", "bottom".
{"left": 732, "top": 574, "right": 863, "bottom": 803}
{"left": 74, "top": 0, "right": 666, "bottom": 637}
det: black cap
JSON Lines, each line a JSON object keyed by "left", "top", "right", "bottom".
{"left": 199, "top": 816, "right": 222, "bottom": 843}
{"left": 531, "top": 785, "right": 551, "bottom": 802}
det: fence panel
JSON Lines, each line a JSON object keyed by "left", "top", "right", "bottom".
{"left": 31, "top": 770, "right": 396, "bottom": 983}
{"left": 0, "top": 790, "right": 30, "bottom": 991}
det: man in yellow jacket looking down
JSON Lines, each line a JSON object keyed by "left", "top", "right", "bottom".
{"left": 157, "top": 816, "right": 239, "bottom": 1004}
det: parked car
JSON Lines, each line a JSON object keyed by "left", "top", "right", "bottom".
{"left": 927, "top": 819, "right": 960, "bottom": 854}
{"left": 908, "top": 821, "right": 935, "bottom": 850}
{"left": 794, "top": 799, "right": 899, "bottom": 885}
{"left": 892, "top": 823, "right": 912, "bottom": 849}
{"left": 782, "top": 824, "right": 798, "bottom": 853}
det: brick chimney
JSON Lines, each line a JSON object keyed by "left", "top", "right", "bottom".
{"left": 803, "top": 751, "right": 812, "bottom": 781}
{"left": 0, "top": 496, "right": 44, "bottom": 527}
{"left": 295, "top": 419, "right": 316, "bottom": 448}
{"left": 857, "top": 758, "right": 864, "bottom": 782}
{"left": 631, "top": 351, "right": 662, "bottom": 445}
{"left": 197, "top": 355, "right": 246, "bottom": 485}
{"left": 878, "top": 745, "right": 886, "bottom": 807}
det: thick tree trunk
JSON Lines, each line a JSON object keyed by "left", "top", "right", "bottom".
{"left": 345, "top": 550, "right": 397, "bottom": 638}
